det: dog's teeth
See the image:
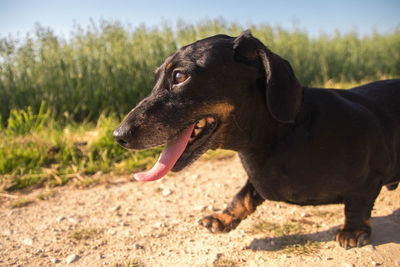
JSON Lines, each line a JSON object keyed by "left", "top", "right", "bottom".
{"left": 197, "top": 119, "right": 206, "bottom": 128}
{"left": 206, "top": 117, "right": 215, "bottom": 124}
{"left": 194, "top": 128, "right": 202, "bottom": 136}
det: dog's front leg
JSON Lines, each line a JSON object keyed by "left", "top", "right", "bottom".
{"left": 199, "top": 180, "right": 264, "bottom": 232}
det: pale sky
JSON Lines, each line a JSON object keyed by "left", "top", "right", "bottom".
{"left": 0, "top": 0, "right": 399, "bottom": 38}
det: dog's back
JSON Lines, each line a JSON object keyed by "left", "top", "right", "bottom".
{"left": 350, "top": 79, "right": 400, "bottom": 187}
{"left": 307, "top": 79, "right": 400, "bottom": 187}
{"left": 351, "top": 79, "right": 400, "bottom": 123}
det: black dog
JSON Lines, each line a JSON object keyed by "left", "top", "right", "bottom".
{"left": 114, "top": 30, "right": 400, "bottom": 249}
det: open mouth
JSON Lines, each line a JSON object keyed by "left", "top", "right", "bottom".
{"left": 133, "top": 116, "right": 218, "bottom": 181}
{"left": 173, "top": 117, "right": 217, "bottom": 170}
{"left": 188, "top": 117, "right": 217, "bottom": 151}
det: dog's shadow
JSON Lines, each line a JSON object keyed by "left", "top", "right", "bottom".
{"left": 247, "top": 208, "right": 400, "bottom": 251}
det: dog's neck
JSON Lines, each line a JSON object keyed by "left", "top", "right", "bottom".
{"left": 236, "top": 87, "right": 308, "bottom": 157}
{"left": 226, "top": 90, "right": 294, "bottom": 154}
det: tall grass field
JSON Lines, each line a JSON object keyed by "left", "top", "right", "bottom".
{"left": 1, "top": 19, "right": 399, "bottom": 124}
{"left": 0, "top": 19, "right": 399, "bottom": 191}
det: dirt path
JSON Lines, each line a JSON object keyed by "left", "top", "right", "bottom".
{"left": 1, "top": 155, "right": 400, "bottom": 266}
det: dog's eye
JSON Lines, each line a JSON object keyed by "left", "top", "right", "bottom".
{"left": 173, "top": 71, "right": 188, "bottom": 84}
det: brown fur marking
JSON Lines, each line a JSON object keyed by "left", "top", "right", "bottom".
{"left": 166, "top": 62, "right": 173, "bottom": 70}
{"left": 200, "top": 185, "right": 257, "bottom": 232}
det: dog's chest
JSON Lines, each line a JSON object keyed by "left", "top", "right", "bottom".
{"left": 240, "top": 152, "right": 345, "bottom": 205}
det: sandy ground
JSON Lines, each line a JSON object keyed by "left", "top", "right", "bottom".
{"left": 1, "top": 155, "right": 400, "bottom": 267}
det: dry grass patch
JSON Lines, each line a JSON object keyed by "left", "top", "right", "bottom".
{"left": 69, "top": 227, "right": 99, "bottom": 241}
{"left": 11, "top": 198, "right": 34, "bottom": 208}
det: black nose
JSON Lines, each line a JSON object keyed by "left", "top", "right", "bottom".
{"left": 113, "top": 127, "right": 133, "bottom": 147}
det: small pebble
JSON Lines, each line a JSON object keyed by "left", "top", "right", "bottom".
{"left": 23, "top": 238, "right": 33, "bottom": 246}
{"left": 194, "top": 205, "right": 206, "bottom": 211}
{"left": 108, "top": 230, "right": 117, "bottom": 236}
{"left": 2, "top": 229, "right": 12, "bottom": 236}
{"left": 193, "top": 174, "right": 201, "bottom": 179}
{"left": 110, "top": 205, "right": 121, "bottom": 212}
{"left": 68, "top": 217, "right": 79, "bottom": 224}
{"left": 162, "top": 188, "right": 172, "bottom": 196}
{"left": 135, "top": 243, "right": 145, "bottom": 250}
{"left": 66, "top": 254, "right": 80, "bottom": 264}
{"left": 50, "top": 258, "right": 60, "bottom": 264}
{"left": 56, "top": 216, "right": 66, "bottom": 222}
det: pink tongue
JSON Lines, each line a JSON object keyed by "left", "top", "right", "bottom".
{"left": 134, "top": 124, "right": 196, "bottom": 182}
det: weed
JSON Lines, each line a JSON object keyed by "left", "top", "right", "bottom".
{"left": 37, "top": 190, "right": 57, "bottom": 200}
{"left": 114, "top": 259, "right": 144, "bottom": 267}
{"left": 250, "top": 220, "right": 304, "bottom": 236}
{"left": 249, "top": 220, "right": 321, "bottom": 255}
{"left": 5, "top": 101, "right": 51, "bottom": 135}
{"left": 280, "top": 238, "right": 320, "bottom": 255}
{"left": 69, "top": 228, "right": 98, "bottom": 241}
{"left": 5, "top": 174, "right": 43, "bottom": 191}
{"left": 74, "top": 176, "right": 100, "bottom": 188}
{"left": 309, "top": 208, "right": 341, "bottom": 219}
{"left": 213, "top": 254, "right": 238, "bottom": 267}
{"left": 11, "top": 198, "right": 34, "bottom": 208}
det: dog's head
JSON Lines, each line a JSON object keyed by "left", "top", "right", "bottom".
{"left": 114, "top": 30, "right": 302, "bottom": 181}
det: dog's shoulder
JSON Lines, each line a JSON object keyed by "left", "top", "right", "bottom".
{"left": 295, "top": 87, "right": 386, "bottom": 145}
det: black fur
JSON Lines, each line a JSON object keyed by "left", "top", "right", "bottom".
{"left": 114, "top": 31, "right": 400, "bottom": 248}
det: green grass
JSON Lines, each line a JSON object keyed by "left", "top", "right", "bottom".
{"left": 212, "top": 253, "right": 238, "bottom": 267}
{"left": 0, "top": 103, "right": 237, "bottom": 191}
{"left": 250, "top": 220, "right": 305, "bottom": 236}
{"left": 114, "top": 259, "right": 144, "bottom": 267}
{"left": 37, "top": 190, "right": 58, "bottom": 200}
{"left": 213, "top": 258, "right": 238, "bottom": 267}
{"left": 309, "top": 208, "right": 339, "bottom": 218}
{"left": 249, "top": 220, "right": 320, "bottom": 255}
{"left": 69, "top": 227, "right": 99, "bottom": 241}
{"left": 11, "top": 198, "right": 34, "bottom": 208}
{"left": 0, "top": 18, "right": 399, "bottom": 126}
{"left": 280, "top": 238, "right": 320, "bottom": 255}
{"left": 0, "top": 105, "right": 162, "bottom": 191}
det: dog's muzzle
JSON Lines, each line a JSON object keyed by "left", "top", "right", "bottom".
{"left": 113, "top": 126, "right": 134, "bottom": 148}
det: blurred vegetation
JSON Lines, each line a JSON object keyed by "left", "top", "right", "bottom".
{"left": 1, "top": 18, "right": 399, "bottom": 125}
{"left": 0, "top": 18, "right": 399, "bottom": 191}
{"left": 0, "top": 106, "right": 162, "bottom": 191}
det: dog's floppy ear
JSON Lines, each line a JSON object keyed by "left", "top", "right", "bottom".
{"left": 233, "top": 30, "right": 302, "bottom": 123}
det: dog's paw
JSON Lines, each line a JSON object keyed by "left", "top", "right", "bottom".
{"left": 335, "top": 228, "right": 370, "bottom": 249}
{"left": 198, "top": 213, "right": 240, "bottom": 233}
